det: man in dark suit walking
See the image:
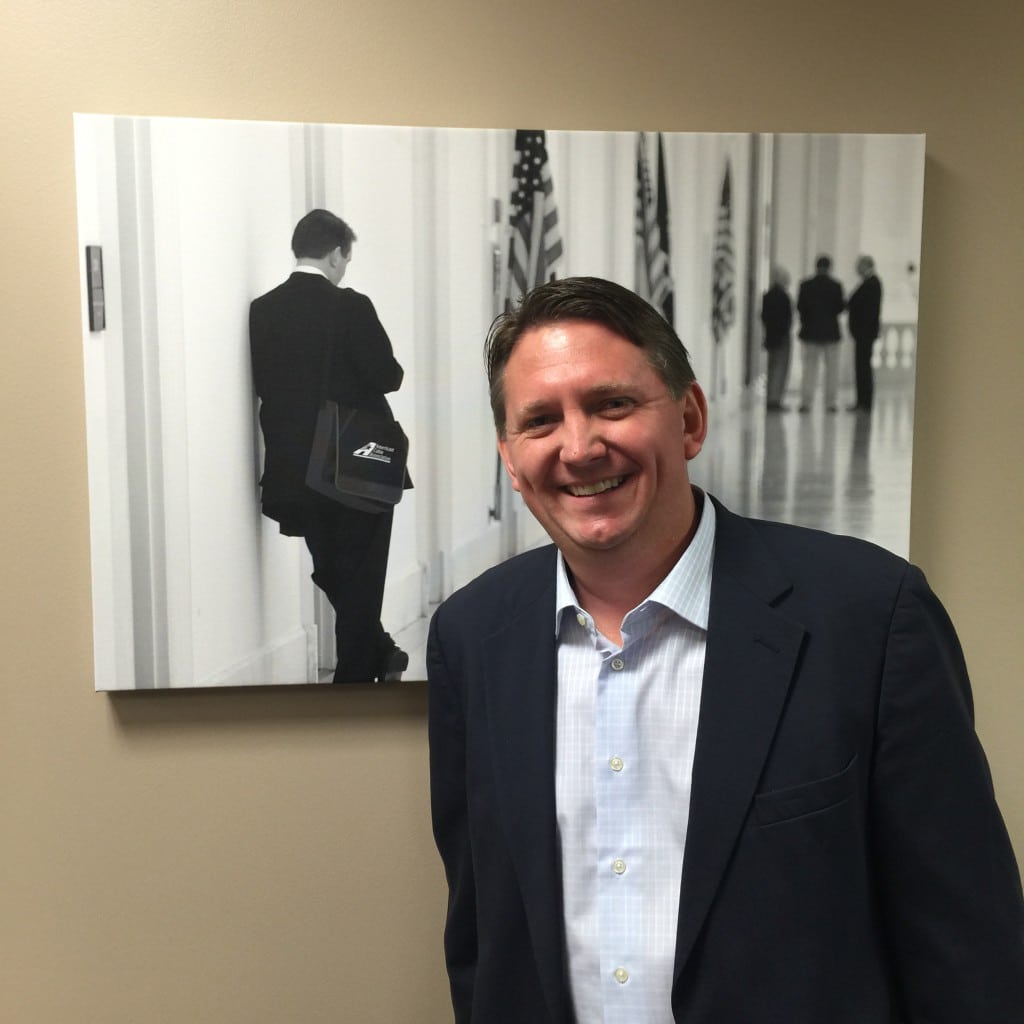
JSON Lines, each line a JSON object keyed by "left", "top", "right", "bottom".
{"left": 847, "top": 254, "right": 884, "bottom": 411}
{"left": 250, "top": 209, "right": 408, "bottom": 683}
{"left": 796, "top": 254, "right": 845, "bottom": 412}
{"left": 428, "top": 277, "right": 1023, "bottom": 1022}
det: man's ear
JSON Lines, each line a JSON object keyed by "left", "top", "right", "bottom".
{"left": 681, "top": 382, "right": 709, "bottom": 461}
{"left": 496, "top": 434, "right": 521, "bottom": 492}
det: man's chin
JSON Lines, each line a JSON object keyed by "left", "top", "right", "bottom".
{"left": 524, "top": 501, "right": 636, "bottom": 555}
{"left": 559, "top": 521, "right": 634, "bottom": 554}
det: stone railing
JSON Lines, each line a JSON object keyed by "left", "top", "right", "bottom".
{"left": 875, "top": 321, "right": 917, "bottom": 369}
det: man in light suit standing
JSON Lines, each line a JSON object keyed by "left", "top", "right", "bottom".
{"left": 428, "top": 277, "right": 1023, "bottom": 1022}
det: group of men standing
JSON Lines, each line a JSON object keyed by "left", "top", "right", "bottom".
{"left": 761, "top": 253, "right": 882, "bottom": 413}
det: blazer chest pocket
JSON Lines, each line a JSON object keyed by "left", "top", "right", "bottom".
{"left": 754, "top": 754, "right": 858, "bottom": 827}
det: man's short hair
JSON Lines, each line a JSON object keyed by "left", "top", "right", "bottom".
{"left": 485, "top": 276, "right": 697, "bottom": 435}
{"left": 291, "top": 209, "right": 357, "bottom": 259}
{"left": 815, "top": 255, "right": 832, "bottom": 272}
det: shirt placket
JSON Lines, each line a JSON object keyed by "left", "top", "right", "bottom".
{"left": 595, "top": 609, "right": 653, "bottom": 1021}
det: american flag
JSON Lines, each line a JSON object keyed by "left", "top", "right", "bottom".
{"left": 711, "top": 160, "right": 735, "bottom": 344}
{"left": 505, "top": 130, "right": 563, "bottom": 308}
{"left": 634, "top": 132, "right": 674, "bottom": 324}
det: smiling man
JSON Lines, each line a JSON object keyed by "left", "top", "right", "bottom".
{"left": 427, "top": 277, "right": 1023, "bottom": 1023}
{"left": 496, "top": 315, "right": 706, "bottom": 644}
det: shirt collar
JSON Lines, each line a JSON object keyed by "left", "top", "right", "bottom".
{"left": 555, "top": 489, "right": 716, "bottom": 635}
{"left": 293, "top": 265, "right": 331, "bottom": 280}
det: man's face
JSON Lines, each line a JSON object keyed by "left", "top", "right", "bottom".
{"left": 497, "top": 319, "right": 706, "bottom": 565}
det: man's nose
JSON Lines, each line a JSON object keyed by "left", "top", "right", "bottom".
{"left": 559, "top": 413, "right": 606, "bottom": 464}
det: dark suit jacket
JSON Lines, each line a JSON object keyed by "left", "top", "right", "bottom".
{"left": 249, "top": 272, "right": 403, "bottom": 526}
{"left": 797, "top": 271, "right": 845, "bottom": 342}
{"left": 760, "top": 284, "right": 793, "bottom": 350}
{"left": 848, "top": 273, "right": 883, "bottom": 340}
{"left": 428, "top": 498, "right": 1024, "bottom": 1023}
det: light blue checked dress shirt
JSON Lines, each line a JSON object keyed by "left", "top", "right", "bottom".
{"left": 554, "top": 495, "right": 715, "bottom": 1024}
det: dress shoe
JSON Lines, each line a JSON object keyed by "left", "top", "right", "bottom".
{"left": 766, "top": 401, "right": 789, "bottom": 412}
{"left": 798, "top": 404, "right": 811, "bottom": 413}
{"left": 376, "top": 645, "right": 409, "bottom": 683}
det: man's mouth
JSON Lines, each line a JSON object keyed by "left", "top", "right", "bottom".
{"left": 565, "top": 476, "right": 625, "bottom": 497}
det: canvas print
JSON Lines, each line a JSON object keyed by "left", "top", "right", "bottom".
{"left": 73, "top": 116, "right": 925, "bottom": 689}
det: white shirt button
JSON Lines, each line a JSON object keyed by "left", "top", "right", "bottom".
{"left": 609, "top": 756, "right": 624, "bottom": 772}
{"left": 610, "top": 657, "right": 625, "bottom": 671}
{"left": 576, "top": 612, "right": 587, "bottom": 627}
{"left": 614, "top": 967, "right": 629, "bottom": 984}
{"left": 612, "top": 858, "right": 627, "bottom": 875}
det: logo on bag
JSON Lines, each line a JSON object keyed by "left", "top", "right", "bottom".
{"left": 353, "top": 441, "right": 395, "bottom": 464}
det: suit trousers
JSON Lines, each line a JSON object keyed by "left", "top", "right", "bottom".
{"left": 799, "top": 340, "right": 840, "bottom": 410}
{"left": 300, "top": 498, "right": 394, "bottom": 682}
{"left": 765, "top": 342, "right": 791, "bottom": 406}
{"left": 852, "top": 334, "right": 876, "bottom": 409}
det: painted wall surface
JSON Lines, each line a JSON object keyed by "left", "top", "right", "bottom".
{"left": 1, "top": 0, "right": 1021, "bottom": 1020}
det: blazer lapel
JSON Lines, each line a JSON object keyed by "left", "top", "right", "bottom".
{"left": 673, "top": 503, "right": 807, "bottom": 981}
{"left": 483, "top": 554, "right": 570, "bottom": 1022}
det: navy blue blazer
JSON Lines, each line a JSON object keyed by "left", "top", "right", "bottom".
{"left": 428, "top": 498, "right": 1024, "bottom": 1023}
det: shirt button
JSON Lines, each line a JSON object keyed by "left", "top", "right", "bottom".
{"left": 610, "top": 657, "right": 625, "bottom": 671}
{"left": 614, "top": 967, "right": 629, "bottom": 984}
{"left": 612, "top": 858, "right": 627, "bottom": 875}
{"left": 576, "top": 612, "right": 587, "bottom": 627}
{"left": 609, "top": 756, "right": 624, "bottom": 772}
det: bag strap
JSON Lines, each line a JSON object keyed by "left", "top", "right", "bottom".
{"left": 332, "top": 406, "right": 359, "bottom": 481}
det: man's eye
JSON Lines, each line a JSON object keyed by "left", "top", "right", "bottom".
{"left": 600, "top": 397, "right": 634, "bottom": 415}
{"left": 521, "top": 415, "right": 554, "bottom": 433}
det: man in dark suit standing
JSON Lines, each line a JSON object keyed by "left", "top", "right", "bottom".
{"left": 796, "top": 254, "right": 845, "bottom": 412}
{"left": 428, "top": 277, "right": 1023, "bottom": 1022}
{"left": 847, "top": 254, "right": 884, "bottom": 411}
{"left": 760, "top": 265, "right": 793, "bottom": 411}
{"left": 250, "top": 209, "right": 408, "bottom": 683}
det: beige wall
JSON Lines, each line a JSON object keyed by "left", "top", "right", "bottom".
{"left": 2, "top": 2, "right": 1020, "bottom": 1020}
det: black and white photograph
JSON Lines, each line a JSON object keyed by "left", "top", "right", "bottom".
{"left": 73, "top": 115, "right": 925, "bottom": 690}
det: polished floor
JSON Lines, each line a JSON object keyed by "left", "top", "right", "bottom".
{"left": 691, "top": 364, "right": 915, "bottom": 559}
{"left": 395, "top": 361, "right": 916, "bottom": 683}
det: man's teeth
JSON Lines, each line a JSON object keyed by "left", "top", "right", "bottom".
{"left": 567, "top": 477, "right": 624, "bottom": 497}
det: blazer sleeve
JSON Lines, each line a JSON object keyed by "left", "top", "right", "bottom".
{"left": 870, "top": 565, "right": 1024, "bottom": 1021}
{"left": 427, "top": 606, "right": 477, "bottom": 1023}
{"left": 336, "top": 291, "right": 404, "bottom": 395}
{"left": 248, "top": 297, "right": 270, "bottom": 398}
